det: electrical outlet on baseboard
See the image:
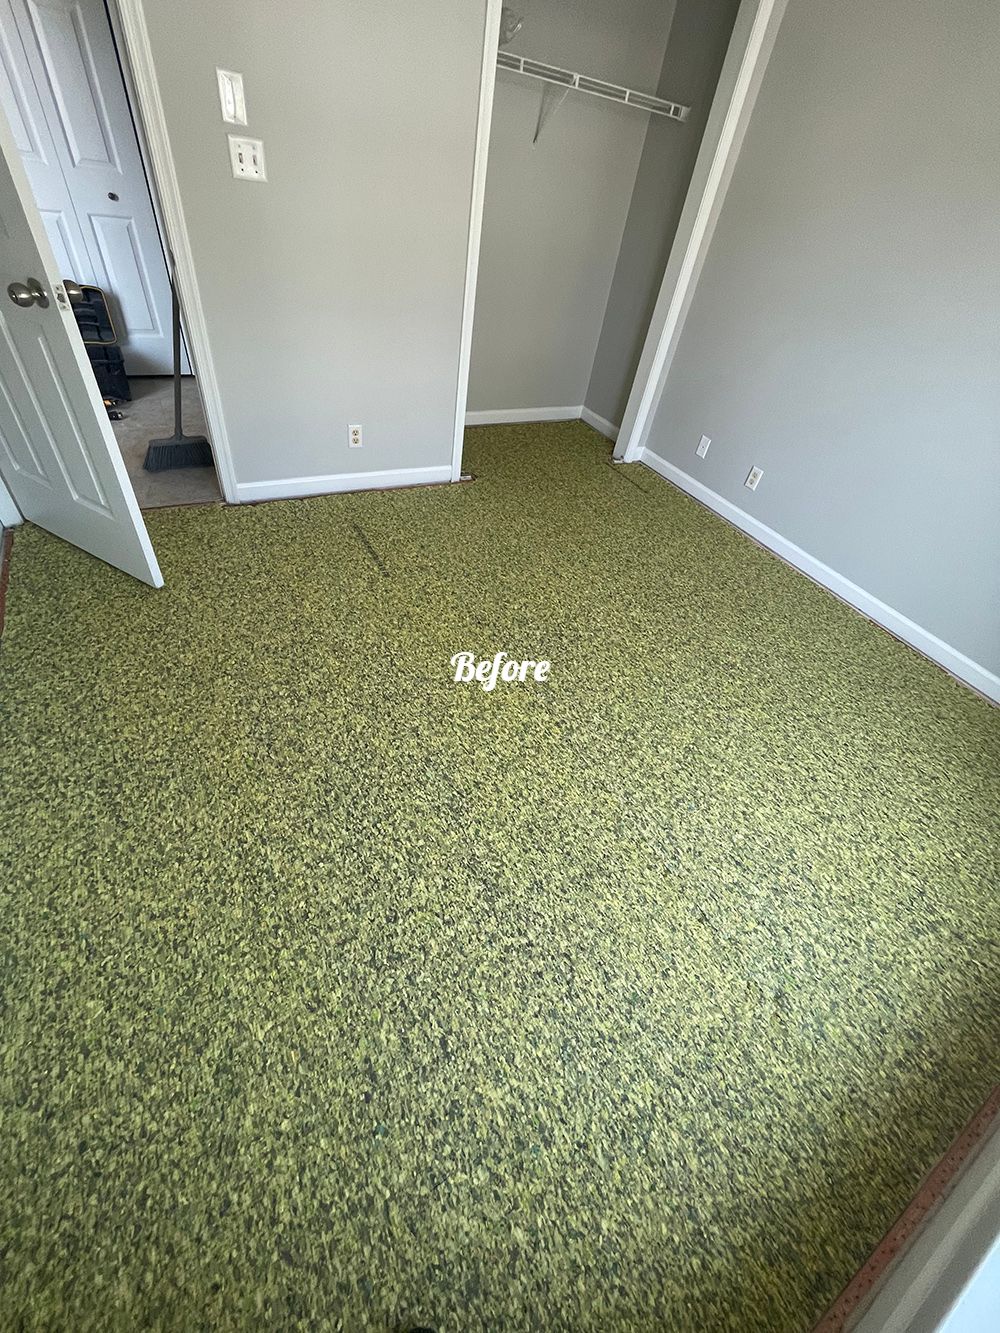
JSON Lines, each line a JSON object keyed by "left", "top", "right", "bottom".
{"left": 745, "top": 466, "right": 764, "bottom": 491}
{"left": 697, "top": 434, "right": 711, "bottom": 459}
{"left": 349, "top": 424, "right": 363, "bottom": 449}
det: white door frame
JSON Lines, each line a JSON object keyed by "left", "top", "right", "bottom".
{"left": 613, "top": 0, "right": 790, "bottom": 462}
{"left": 106, "top": 0, "right": 238, "bottom": 503}
{"left": 451, "top": 0, "right": 502, "bottom": 482}
{"left": 102, "top": 0, "right": 190, "bottom": 376}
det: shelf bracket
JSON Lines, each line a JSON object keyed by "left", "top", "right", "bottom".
{"left": 533, "top": 83, "right": 570, "bottom": 144}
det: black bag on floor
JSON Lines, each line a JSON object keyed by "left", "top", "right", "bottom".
{"left": 70, "top": 284, "right": 132, "bottom": 403}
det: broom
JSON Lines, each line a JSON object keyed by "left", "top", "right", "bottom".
{"left": 143, "top": 279, "right": 213, "bottom": 472}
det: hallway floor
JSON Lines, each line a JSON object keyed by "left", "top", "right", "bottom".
{"left": 110, "top": 376, "right": 222, "bottom": 509}
{"left": 0, "top": 423, "right": 997, "bottom": 1331}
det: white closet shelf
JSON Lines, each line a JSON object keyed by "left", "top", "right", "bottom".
{"left": 496, "top": 51, "right": 690, "bottom": 122}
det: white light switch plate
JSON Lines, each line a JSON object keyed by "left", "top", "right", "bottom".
{"left": 228, "top": 135, "right": 266, "bottom": 181}
{"left": 217, "top": 69, "right": 247, "bottom": 125}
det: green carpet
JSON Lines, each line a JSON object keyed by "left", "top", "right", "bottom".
{"left": 1, "top": 422, "right": 997, "bottom": 1332}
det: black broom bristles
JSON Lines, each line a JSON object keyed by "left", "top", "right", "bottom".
{"left": 142, "top": 280, "right": 214, "bottom": 473}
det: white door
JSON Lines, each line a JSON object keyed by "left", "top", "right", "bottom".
{"left": 0, "top": 0, "right": 178, "bottom": 375}
{"left": 0, "top": 104, "right": 162, "bottom": 586}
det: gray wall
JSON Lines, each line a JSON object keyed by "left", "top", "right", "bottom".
{"left": 586, "top": 0, "right": 740, "bottom": 428}
{"left": 643, "top": 0, "right": 1000, "bottom": 673}
{"left": 467, "top": 0, "right": 674, "bottom": 413}
{"left": 140, "top": 0, "right": 487, "bottom": 486}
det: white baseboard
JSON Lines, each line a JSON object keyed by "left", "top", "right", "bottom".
{"left": 234, "top": 464, "right": 452, "bottom": 504}
{"left": 0, "top": 476, "right": 22, "bottom": 527}
{"left": 580, "top": 406, "right": 620, "bottom": 442}
{"left": 464, "top": 405, "right": 622, "bottom": 442}
{"left": 640, "top": 447, "right": 1000, "bottom": 704}
{"left": 465, "top": 406, "right": 583, "bottom": 426}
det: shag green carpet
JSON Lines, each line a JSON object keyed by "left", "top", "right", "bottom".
{"left": 1, "top": 422, "right": 998, "bottom": 1332}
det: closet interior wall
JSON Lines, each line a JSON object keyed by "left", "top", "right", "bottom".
{"left": 587, "top": 0, "right": 743, "bottom": 429}
{"left": 467, "top": 0, "right": 675, "bottom": 418}
{"left": 468, "top": 0, "right": 741, "bottom": 432}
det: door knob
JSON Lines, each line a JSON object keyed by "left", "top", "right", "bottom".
{"left": 7, "top": 278, "right": 50, "bottom": 309}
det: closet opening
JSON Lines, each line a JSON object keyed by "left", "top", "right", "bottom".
{"left": 464, "top": 0, "right": 742, "bottom": 447}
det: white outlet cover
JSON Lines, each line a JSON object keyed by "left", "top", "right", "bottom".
{"left": 217, "top": 69, "right": 247, "bottom": 125}
{"left": 228, "top": 135, "right": 266, "bottom": 181}
{"left": 697, "top": 434, "right": 711, "bottom": 458}
{"left": 349, "top": 424, "right": 363, "bottom": 448}
{"left": 745, "top": 466, "right": 764, "bottom": 490}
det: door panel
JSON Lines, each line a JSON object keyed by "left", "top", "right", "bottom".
{"left": 90, "top": 210, "right": 159, "bottom": 334}
{"left": 0, "top": 0, "right": 94, "bottom": 284}
{"left": 26, "top": 0, "right": 117, "bottom": 168}
{"left": 0, "top": 102, "right": 162, "bottom": 586}
{"left": 0, "top": 14, "right": 40, "bottom": 156}
{"left": 38, "top": 201, "right": 86, "bottom": 274}
{"left": 3, "top": 0, "right": 176, "bottom": 373}
{"left": 0, "top": 316, "right": 109, "bottom": 507}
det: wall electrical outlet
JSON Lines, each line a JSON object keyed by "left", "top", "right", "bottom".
{"left": 217, "top": 69, "right": 247, "bottom": 125}
{"left": 349, "top": 424, "right": 363, "bottom": 449}
{"left": 697, "top": 434, "right": 711, "bottom": 458}
{"left": 228, "top": 135, "right": 266, "bottom": 181}
{"left": 745, "top": 466, "right": 764, "bottom": 491}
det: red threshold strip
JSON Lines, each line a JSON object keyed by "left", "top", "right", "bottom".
{"left": 813, "top": 1084, "right": 1000, "bottom": 1331}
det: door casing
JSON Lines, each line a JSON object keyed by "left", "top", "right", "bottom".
{"left": 95, "top": 0, "right": 238, "bottom": 502}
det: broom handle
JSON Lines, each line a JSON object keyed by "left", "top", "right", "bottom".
{"left": 170, "top": 280, "right": 183, "bottom": 436}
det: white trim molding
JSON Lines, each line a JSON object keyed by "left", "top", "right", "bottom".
{"left": 464, "top": 406, "right": 622, "bottom": 440}
{"left": 580, "top": 406, "right": 620, "bottom": 441}
{"left": 111, "top": 0, "right": 239, "bottom": 504}
{"left": 615, "top": 0, "right": 790, "bottom": 463}
{"left": 234, "top": 464, "right": 452, "bottom": 504}
{"left": 0, "top": 475, "right": 22, "bottom": 527}
{"left": 640, "top": 448, "right": 1000, "bottom": 704}
{"left": 465, "top": 406, "right": 582, "bottom": 426}
{"left": 852, "top": 1113, "right": 1000, "bottom": 1333}
{"left": 452, "top": 0, "right": 503, "bottom": 482}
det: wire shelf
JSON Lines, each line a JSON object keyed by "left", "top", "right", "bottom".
{"left": 496, "top": 50, "right": 690, "bottom": 122}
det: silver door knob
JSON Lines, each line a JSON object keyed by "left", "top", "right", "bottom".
{"left": 7, "top": 278, "right": 49, "bottom": 309}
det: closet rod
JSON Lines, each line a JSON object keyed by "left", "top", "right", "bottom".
{"left": 496, "top": 51, "right": 690, "bottom": 122}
